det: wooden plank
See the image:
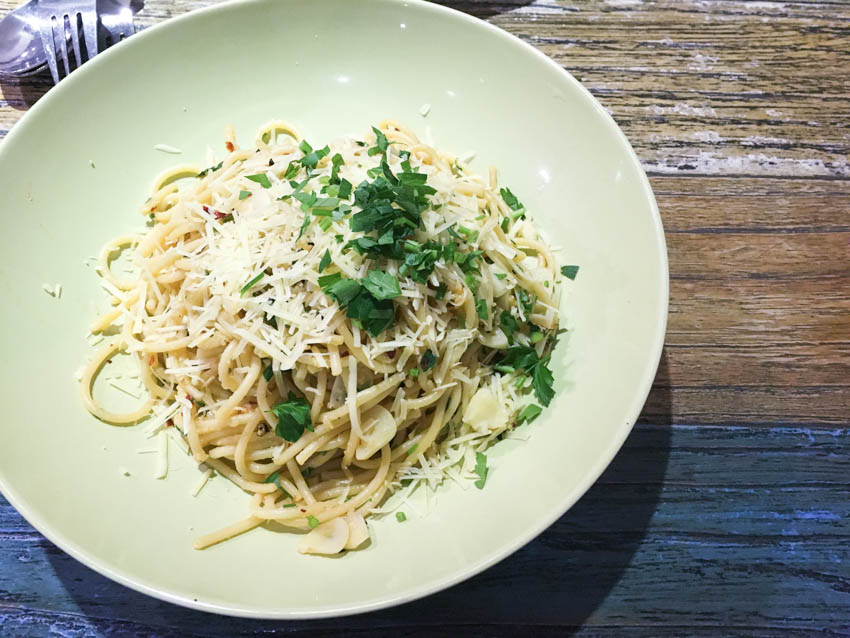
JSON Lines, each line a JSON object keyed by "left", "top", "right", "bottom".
{"left": 668, "top": 278, "right": 849, "bottom": 347}
{"left": 1, "top": 425, "right": 848, "bottom": 634}
{"left": 667, "top": 232, "right": 850, "bottom": 280}
{"left": 653, "top": 177, "right": 850, "bottom": 233}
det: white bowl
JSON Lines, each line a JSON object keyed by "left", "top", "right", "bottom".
{"left": 0, "top": 0, "right": 667, "bottom": 618}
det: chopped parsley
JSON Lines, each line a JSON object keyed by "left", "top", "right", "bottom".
{"left": 495, "top": 273, "right": 507, "bottom": 281}
{"left": 329, "top": 153, "right": 344, "bottom": 183}
{"left": 408, "top": 367, "right": 420, "bottom": 378}
{"left": 338, "top": 178, "right": 352, "bottom": 200}
{"left": 307, "top": 515, "right": 320, "bottom": 528}
{"left": 263, "top": 362, "right": 274, "bottom": 381}
{"left": 319, "top": 273, "right": 396, "bottom": 336}
{"left": 283, "top": 161, "right": 301, "bottom": 180}
{"left": 270, "top": 393, "right": 313, "bottom": 442}
{"left": 238, "top": 190, "right": 252, "bottom": 200}
{"left": 318, "top": 249, "right": 332, "bottom": 273}
{"left": 263, "top": 471, "right": 291, "bottom": 498}
{"left": 299, "top": 140, "right": 330, "bottom": 169}
{"left": 475, "top": 299, "right": 488, "bottom": 320}
{"left": 421, "top": 349, "right": 437, "bottom": 371}
{"left": 368, "top": 126, "right": 390, "bottom": 156}
{"left": 517, "top": 403, "right": 543, "bottom": 425}
{"left": 474, "top": 452, "right": 488, "bottom": 489}
{"left": 197, "top": 161, "right": 222, "bottom": 178}
{"left": 561, "top": 265, "right": 580, "bottom": 280}
{"left": 240, "top": 272, "right": 265, "bottom": 295}
{"left": 361, "top": 270, "right": 401, "bottom": 300}
{"left": 498, "top": 346, "right": 555, "bottom": 407}
{"left": 246, "top": 173, "right": 272, "bottom": 189}
{"left": 435, "top": 282, "right": 447, "bottom": 300}
{"left": 499, "top": 310, "right": 519, "bottom": 341}
{"left": 395, "top": 511, "right": 407, "bottom": 522}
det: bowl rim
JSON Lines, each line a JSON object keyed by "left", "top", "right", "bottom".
{"left": 0, "top": 0, "right": 669, "bottom": 619}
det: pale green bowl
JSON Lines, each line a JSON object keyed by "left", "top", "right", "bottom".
{"left": 0, "top": 0, "right": 667, "bottom": 618}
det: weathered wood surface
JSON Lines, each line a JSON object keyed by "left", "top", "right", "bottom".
{"left": 1, "top": 0, "right": 848, "bottom": 634}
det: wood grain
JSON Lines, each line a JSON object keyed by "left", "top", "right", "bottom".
{"left": 1, "top": 0, "right": 848, "bottom": 634}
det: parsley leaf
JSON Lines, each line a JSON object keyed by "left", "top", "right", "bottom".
{"left": 246, "top": 173, "right": 272, "bottom": 189}
{"left": 319, "top": 273, "right": 397, "bottom": 336}
{"left": 395, "top": 511, "right": 407, "bottom": 522}
{"left": 361, "top": 270, "right": 401, "bottom": 300}
{"left": 475, "top": 299, "right": 488, "bottom": 320}
{"left": 318, "top": 249, "right": 332, "bottom": 273}
{"left": 307, "top": 515, "right": 320, "bottom": 528}
{"left": 517, "top": 403, "right": 543, "bottom": 425}
{"left": 338, "top": 178, "right": 352, "bottom": 200}
{"left": 436, "top": 283, "right": 447, "bottom": 300}
{"left": 498, "top": 346, "right": 555, "bottom": 406}
{"left": 263, "top": 363, "right": 274, "bottom": 381}
{"left": 297, "top": 213, "right": 311, "bottom": 239}
{"left": 271, "top": 393, "right": 313, "bottom": 442}
{"left": 319, "top": 273, "right": 362, "bottom": 306}
{"left": 421, "top": 349, "right": 437, "bottom": 371}
{"left": 561, "top": 265, "right": 580, "bottom": 280}
{"left": 474, "top": 452, "right": 488, "bottom": 489}
{"left": 238, "top": 190, "right": 252, "bottom": 200}
{"left": 408, "top": 367, "right": 420, "bottom": 378}
{"left": 368, "top": 126, "right": 390, "bottom": 156}
{"left": 500, "top": 310, "right": 519, "bottom": 341}
{"left": 240, "top": 272, "right": 265, "bottom": 295}
{"left": 283, "top": 161, "right": 300, "bottom": 180}
{"left": 500, "top": 187, "right": 525, "bottom": 214}
{"left": 299, "top": 142, "right": 330, "bottom": 169}
{"left": 532, "top": 361, "right": 555, "bottom": 407}
{"left": 346, "top": 289, "right": 395, "bottom": 336}
{"left": 330, "top": 153, "right": 344, "bottom": 183}
{"left": 263, "top": 471, "right": 291, "bottom": 498}
{"left": 197, "top": 161, "right": 222, "bottom": 178}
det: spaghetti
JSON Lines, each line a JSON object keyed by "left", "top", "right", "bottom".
{"left": 81, "top": 120, "right": 567, "bottom": 554}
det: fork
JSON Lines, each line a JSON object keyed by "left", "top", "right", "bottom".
{"left": 98, "top": 0, "right": 135, "bottom": 49}
{"left": 38, "top": 0, "right": 98, "bottom": 84}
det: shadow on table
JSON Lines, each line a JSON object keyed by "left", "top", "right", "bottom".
{"left": 0, "top": 70, "right": 52, "bottom": 111}
{"left": 432, "top": 0, "right": 535, "bottom": 19}
{"left": 44, "top": 353, "right": 672, "bottom": 636}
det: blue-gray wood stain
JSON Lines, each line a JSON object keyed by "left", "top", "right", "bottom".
{"left": 2, "top": 424, "right": 848, "bottom": 636}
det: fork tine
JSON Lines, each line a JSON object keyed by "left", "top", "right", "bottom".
{"left": 82, "top": 9, "right": 98, "bottom": 60}
{"left": 57, "top": 15, "right": 71, "bottom": 77}
{"left": 38, "top": 15, "right": 60, "bottom": 84}
{"left": 69, "top": 13, "right": 83, "bottom": 69}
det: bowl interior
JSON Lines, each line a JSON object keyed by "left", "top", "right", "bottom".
{"left": 0, "top": 0, "right": 666, "bottom": 618}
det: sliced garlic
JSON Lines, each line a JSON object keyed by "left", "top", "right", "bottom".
{"left": 355, "top": 405, "right": 397, "bottom": 460}
{"left": 344, "top": 511, "right": 370, "bottom": 549}
{"left": 297, "top": 517, "right": 349, "bottom": 555}
{"left": 478, "top": 330, "right": 508, "bottom": 349}
{"left": 462, "top": 387, "right": 508, "bottom": 433}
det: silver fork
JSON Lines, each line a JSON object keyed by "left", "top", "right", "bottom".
{"left": 38, "top": 0, "right": 98, "bottom": 84}
{"left": 98, "top": 0, "right": 135, "bottom": 48}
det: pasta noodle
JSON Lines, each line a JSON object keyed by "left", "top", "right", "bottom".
{"left": 81, "top": 120, "right": 569, "bottom": 554}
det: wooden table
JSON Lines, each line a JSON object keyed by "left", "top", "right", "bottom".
{"left": 1, "top": 0, "right": 848, "bottom": 635}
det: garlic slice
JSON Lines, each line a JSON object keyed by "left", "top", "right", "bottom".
{"left": 478, "top": 330, "right": 508, "bottom": 349}
{"left": 297, "top": 517, "right": 349, "bottom": 555}
{"left": 355, "top": 405, "right": 397, "bottom": 460}
{"left": 462, "top": 387, "right": 508, "bottom": 433}
{"left": 344, "top": 511, "right": 370, "bottom": 549}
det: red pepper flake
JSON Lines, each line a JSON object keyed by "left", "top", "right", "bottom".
{"left": 225, "top": 141, "right": 235, "bottom": 152}
{"left": 300, "top": 509, "right": 306, "bottom": 513}
{"left": 203, "top": 205, "right": 228, "bottom": 220}
{"left": 185, "top": 394, "right": 192, "bottom": 401}
{"left": 149, "top": 355, "right": 156, "bottom": 365}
